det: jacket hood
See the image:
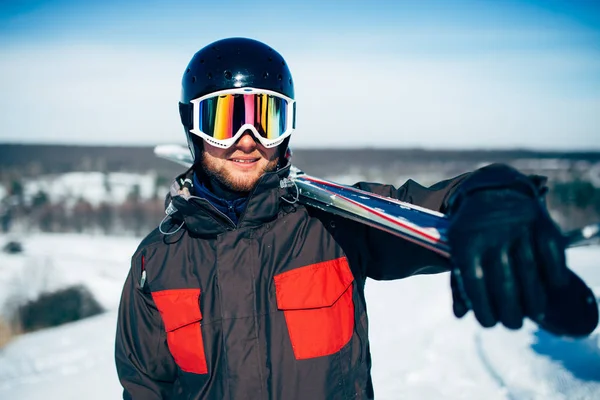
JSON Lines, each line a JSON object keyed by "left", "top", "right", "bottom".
{"left": 161, "top": 163, "right": 294, "bottom": 237}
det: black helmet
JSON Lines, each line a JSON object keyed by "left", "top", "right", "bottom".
{"left": 179, "top": 37, "right": 295, "bottom": 162}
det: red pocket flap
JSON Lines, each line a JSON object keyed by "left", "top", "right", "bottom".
{"left": 151, "top": 289, "right": 202, "bottom": 332}
{"left": 274, "top": 257, "right": 353, "bottom": 310}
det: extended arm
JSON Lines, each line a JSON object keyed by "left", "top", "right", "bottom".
{"left": 354, "top": 164, "right": 598, "bottom": 337}
{"left": 355, "top": 173, "right": 468, "bottom": 280}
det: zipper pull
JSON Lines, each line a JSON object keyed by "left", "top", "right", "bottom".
{"left": 139, "top": 255, "right": 147, "bottom": 288}
{"left": 140, "top": 270, "right": 147, "bottom": 288}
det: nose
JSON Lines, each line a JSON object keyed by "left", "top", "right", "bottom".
{"left": 235, "top": 130, "right": 258, "bottom": 151}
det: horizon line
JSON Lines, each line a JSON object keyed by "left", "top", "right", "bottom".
{"left": 1, "top": 141, "right": 600, "bottom": 154}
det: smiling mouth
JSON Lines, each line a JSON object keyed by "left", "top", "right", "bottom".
{"left": 230, "top": 157, "right": 260, "bottom": 163}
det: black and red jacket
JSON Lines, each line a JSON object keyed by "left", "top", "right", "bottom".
{"left": 115, "top": 164, "right": 465, "bottom": 399}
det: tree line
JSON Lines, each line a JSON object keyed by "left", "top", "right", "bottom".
{"left": 1, "top": 181, "right": 165, "bottom": 237}
{"left": 1, "top": 175, "right": 599, "bottom": 236}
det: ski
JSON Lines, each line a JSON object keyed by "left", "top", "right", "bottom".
{"left": 154, "top": 144, "right": 600, "bottom": 256}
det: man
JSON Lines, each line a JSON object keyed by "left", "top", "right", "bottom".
{"left": 115, "top": 37, "right": 598, "bottom": 399}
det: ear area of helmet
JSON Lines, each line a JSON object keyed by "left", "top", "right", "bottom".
{"left": 178, "top": 102, "right": 193, "bottom": 129}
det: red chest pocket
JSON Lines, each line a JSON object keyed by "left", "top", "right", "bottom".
{"left": 274, "top": 257, "right": 355, "bottom": 360}
{"left": 151, "top": 289, "right": 208, "bottom": 374}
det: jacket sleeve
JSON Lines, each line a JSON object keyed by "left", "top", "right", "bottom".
{"left": 354, "top": 173, "right": 469, "bottom": 280}
{"left": 115, "top": 252, "right": 178, "bottom": 399}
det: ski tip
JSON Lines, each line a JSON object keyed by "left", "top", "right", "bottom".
{"left": 154, "top": 144, "right": 194, "bottom": 167}
{"left": 154, "top": 144, "right": 189, "bottom": 157}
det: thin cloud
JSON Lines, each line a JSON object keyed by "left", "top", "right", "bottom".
{"left": 0, "top": 1, "right": 598, "bottom": 149}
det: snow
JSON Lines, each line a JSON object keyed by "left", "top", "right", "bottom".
{"left": 0, "top": 233, "right": 598, "bottom": 400}
{"left": 0, "top": 234, "right": 138, "bottom": 312}
{"left": 0, "top": 312, "right": 122, "bottom": 400}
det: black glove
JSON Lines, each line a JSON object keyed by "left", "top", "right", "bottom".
{"left": 447, "top": 164, "right": 598, "bottom": 337}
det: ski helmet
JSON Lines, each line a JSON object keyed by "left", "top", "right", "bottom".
{"left": 178, "top": 37, "right": 295, "bottom": 163}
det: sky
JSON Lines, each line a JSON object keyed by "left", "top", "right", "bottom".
{"left": 0, "top": 0, "right": 599, "bottom": 149}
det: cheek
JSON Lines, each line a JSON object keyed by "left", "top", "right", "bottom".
{"left": 204, "top": 144, "right": 227, "bottom": 159}
{"left": 202, "top": 150, "right": 225, "bottom": 171}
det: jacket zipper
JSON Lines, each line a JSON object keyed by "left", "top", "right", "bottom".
{"left": 187, "top": 195, "right": 237, "bottom": 229}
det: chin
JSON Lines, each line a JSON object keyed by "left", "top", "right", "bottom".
{"left": 224, "top": 175, "right": 262, "bottom": 192}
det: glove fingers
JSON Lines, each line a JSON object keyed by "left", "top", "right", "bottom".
{"left": 451, "top": 268, "right": 470, "bottom": 318}
{"left": 456, "top": 243, "right": 496, "bottom": 328}
{"left": 534, "top": 217, "right": 568, "bottom": 288}
{"left": 512, "top": 231, "right": 546, "bottom": 321}
{"left": 485, "top": 246, "right": 523, "bottom": 329}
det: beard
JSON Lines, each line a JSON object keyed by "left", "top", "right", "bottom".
{"left": 201, "top": 152, "right": 280, "bottom": 193}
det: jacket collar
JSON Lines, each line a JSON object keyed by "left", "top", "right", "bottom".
{"left": 164, "top": 163, "right": 292, "bottom": 237}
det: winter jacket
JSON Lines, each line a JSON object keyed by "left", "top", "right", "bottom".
{"left": 115, "top": 164, "right": 467, "bottom": 400}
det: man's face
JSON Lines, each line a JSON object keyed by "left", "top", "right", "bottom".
{"left": 201, "top": 131, "right": 280, "bottom": 192}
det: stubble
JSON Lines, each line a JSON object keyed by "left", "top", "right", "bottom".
{"left": 201, "top": 152, "right": 279, "bottom": 193}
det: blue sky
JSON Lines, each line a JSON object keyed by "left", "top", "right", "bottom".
{"left": 1, "top": 0, "right": 599, "bottom": 149}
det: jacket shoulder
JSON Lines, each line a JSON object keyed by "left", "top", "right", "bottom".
{"left": 133, "top": 227, "right": 167, "bottom": 256}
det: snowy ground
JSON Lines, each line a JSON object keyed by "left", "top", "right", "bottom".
{"left": 0, "top": 233, "right": 598, "bottom": 400}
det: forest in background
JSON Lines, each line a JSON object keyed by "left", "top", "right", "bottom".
{"left": 1, "top": 143, "right": 599, "bottom": 236}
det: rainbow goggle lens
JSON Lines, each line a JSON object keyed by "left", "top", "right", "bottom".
{"left": 189, "top": 88, "right": 296, "bottom": 149}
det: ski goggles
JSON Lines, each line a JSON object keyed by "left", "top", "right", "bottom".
{"left": 188, "top": 87, "right": 296, "bottom": 149}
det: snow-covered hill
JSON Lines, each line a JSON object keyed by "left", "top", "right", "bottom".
{"left": 0, "top": 234, "right": 598, "bottom": 400}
